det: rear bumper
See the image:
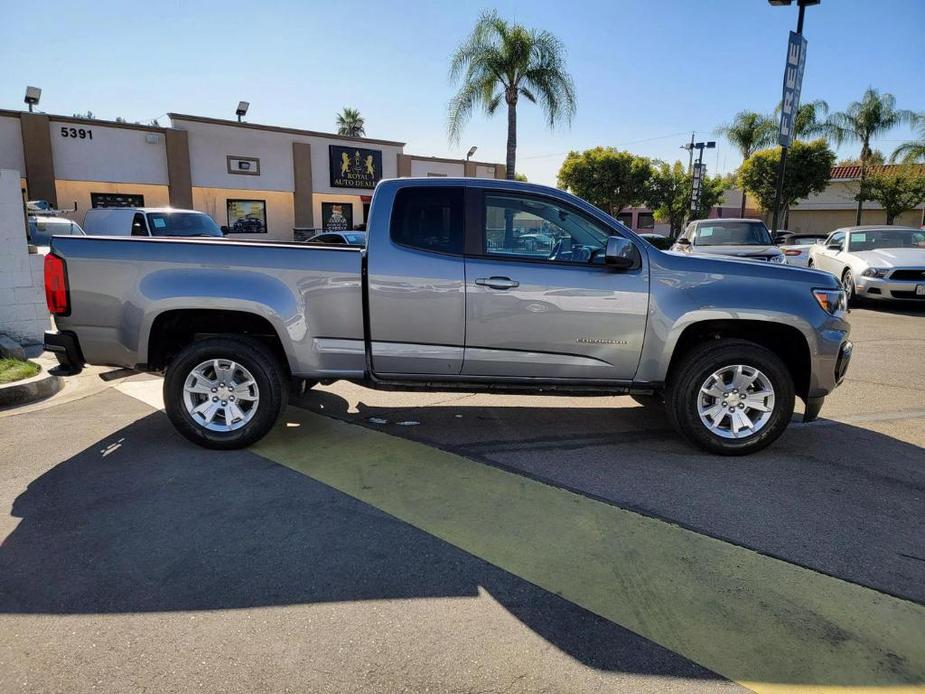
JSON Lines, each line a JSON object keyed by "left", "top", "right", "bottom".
{"left": 44, "top": 330, "right": 84, "bottom": 373}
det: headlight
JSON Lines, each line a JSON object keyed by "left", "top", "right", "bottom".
{"left": 861, "top": 267, "right": 888, "bottom": 278}
{"left": 770, "top": 254, "right": 786, "bottom": 264}
{"left": 812, "top": 288, "right": 847, "bottom": 314}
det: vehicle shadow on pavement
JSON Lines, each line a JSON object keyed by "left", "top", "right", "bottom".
{"left": 0, "top": 410, "right": 724, "bottom": 681}
{"left": 293, "top": 388, "right": 925, "bottom": 606}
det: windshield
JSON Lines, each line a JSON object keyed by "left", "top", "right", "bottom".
{"left": 848, "top": 228, "right": 925, "bottom": 251}
{"left": 146, "top": 212, "right": 223, "bottom": 237}
{"left": 693, "top": 221, "right": 773, "bottom": 246}
{"left": 27, "top": 219, "right": 83, "bottom": 245}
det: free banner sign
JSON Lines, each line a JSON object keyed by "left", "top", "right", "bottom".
{"left": 329, "top": 145, "right": 382, "bottom": 190}
{"left": 778, "top": 31, "right": 808, "bottom": 147}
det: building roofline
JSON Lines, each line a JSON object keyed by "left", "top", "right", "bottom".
{"left": 167, "top": 113, "right": 406, "bottom": 147}
{"left": 402, "top": 153, "right": 500, "bottom": 168}
{"left": 0, "top": 108, "right": 167, "bottom": 133}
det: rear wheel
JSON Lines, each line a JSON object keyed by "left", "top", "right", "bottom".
{"left": 665, "top": 339, "right": 795, "bottom": 455}
{"left": 164, "top": 336, "right": 288, "bottom": 450}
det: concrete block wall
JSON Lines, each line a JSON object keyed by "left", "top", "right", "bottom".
{"left": 0, "top": 169, "right": 50, "bottom": 345}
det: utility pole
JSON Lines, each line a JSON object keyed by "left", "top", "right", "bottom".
{"left": 769, "top": 0, "right": 818, "bottom": 234}
{"left": 689, "top": 141, "right": 716, "bottom": 215}
{"left": 681, "top": 132, "right": 695, "bottom": 174}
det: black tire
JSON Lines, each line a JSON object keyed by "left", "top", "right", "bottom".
{"left": 842, "top": 268, "right": 859, "bottom": 307}
{"left": 164, "top": 336, "right": 288, "bottom": 450}
{"left": 630, "top": 393, "right": 663, "bottom": 408}
{"left": 665, "top": 339, "right": 795, "bottom": 456}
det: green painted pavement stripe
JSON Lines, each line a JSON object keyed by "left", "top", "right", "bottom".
{"left": 254, "top": 409, "right": 925, "bottom": 694}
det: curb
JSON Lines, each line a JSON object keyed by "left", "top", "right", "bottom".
{"left": 0, "top": 365, "right": 63, "bottom": 409}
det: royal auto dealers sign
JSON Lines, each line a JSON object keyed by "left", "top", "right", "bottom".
{"left": 329, "top": 145, "right": 383, "bottom": 190}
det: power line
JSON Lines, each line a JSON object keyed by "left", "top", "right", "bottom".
{"left": 519, "top": 130, "right": 706, "bottom": 160}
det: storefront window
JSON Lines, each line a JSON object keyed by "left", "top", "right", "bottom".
{"left": 226, "top": 200, "right": 267, "bottom": 233}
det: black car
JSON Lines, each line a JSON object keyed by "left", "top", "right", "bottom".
{"left": 308, "top": 231, "right": 367, "bottom": 246}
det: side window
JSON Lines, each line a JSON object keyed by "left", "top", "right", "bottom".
{"left": 390, "top": 187, "right": 464, "bottom": 254}
{"left": 131, "top": 213, "right": 148, "bottom": 237}
{"left": 637, "top": 212, "right": 655, "bottom": 230}
{"left": 616, "top": 212, "right": 633, "bottom": 228}
{"left": 484, "top": 193, "right": 611, "bottom": 264}
{"left": 827, "top": 231, "right": 844, "bottom": 249}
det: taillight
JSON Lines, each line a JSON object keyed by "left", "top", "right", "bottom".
{"left": 783, "top": 249, "right": 802, "bottom": 256}
{"left": 44, "top": 253, "right": 70, "bottom": 315}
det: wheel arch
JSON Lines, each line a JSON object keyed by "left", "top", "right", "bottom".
{"left": 665, "top": 319, "right": 812, "bottom": 400}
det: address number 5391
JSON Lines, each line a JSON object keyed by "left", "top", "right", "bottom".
{"left": 60, "top": 127, "right": 93, "bottom": 139}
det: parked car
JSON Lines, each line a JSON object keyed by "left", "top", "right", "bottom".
{"left": 778, "top": 232, "right": 829, "bottom": 268}
{"left": 308, "top": 231, "right": 367, "bottom": 246}
{"left": 232, "top": 217, "right": 265, "bottom": 234}
{"left": 27, "top": 216, "right": 85, "bottom": 248}
{"left": 639, "top": 233, "right": 673, "bottom": 250}
{"left": 83, "top": 207, "right": 225, "bottom": 238}
{"left": 672, "top": 219, "right": 786, "bottom": 264}
{"left": 44, "top": 178, "right": 851, "bottom": 456}
{"left": 808, "top": 225, "right": 925, "bottom": 304}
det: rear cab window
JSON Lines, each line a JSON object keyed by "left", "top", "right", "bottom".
{"left": 390, "top": 187, "right": 464, "bottom": 254}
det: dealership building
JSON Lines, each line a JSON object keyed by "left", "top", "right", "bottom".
{"left": 0, "top": 109, "right": 505, "bottom": 240}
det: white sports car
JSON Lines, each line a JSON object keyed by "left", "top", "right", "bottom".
{"left": 808, "top": 225, "right": 925, "bottom": 304}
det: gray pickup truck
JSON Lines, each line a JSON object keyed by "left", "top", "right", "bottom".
{"left": 44, "top": 178, "right": 852, "bottom": 455}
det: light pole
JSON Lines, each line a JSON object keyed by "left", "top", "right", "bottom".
{"left": 466, "top": 146, "right": 478, "bottom": 161}
{"left": 690, "top": 141, "right": 715, "bottom": 216}
{"left": 769, "top": 0, "right": 819, "bottom": 233}
{"left": 235, "top": 101, "right": 249, "bottom": 123}
{"left": 680, "top": 132, "right": 695, "bottom": 173}
{"left": 24, "top": 86, "right": 41, "bottom": 113}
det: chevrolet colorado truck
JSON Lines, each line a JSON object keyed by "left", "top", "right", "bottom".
{"left": 43, "top": 178, "right": 853, "bottom": 455}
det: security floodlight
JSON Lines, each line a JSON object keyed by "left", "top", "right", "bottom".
{"left": 236, "top": 101, "right": 249, "bottom": 122}
{"left": 768, "top": 1, "right": 792, "bottom": 5}
{"left": 466, "top": 146, "right": 478, "bottom": 160}
{"left": 24, "top": 86, "right": 41, "bottom": 112}
{"left": 706, "top": 141, "right": 716, "bottom": 148}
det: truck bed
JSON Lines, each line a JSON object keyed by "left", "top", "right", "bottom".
{"left": 51, "top": 235, "right": 365, "bottom": 377}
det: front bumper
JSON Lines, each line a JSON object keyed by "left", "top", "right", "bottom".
{"left": 835, "top": 340, "right": 852, "bottom": 385}
{"left": 44, "top": 330, "right": 84, "bottom": 373}
{"left": 856, "top": 276, "right": 925, "bottom": 300}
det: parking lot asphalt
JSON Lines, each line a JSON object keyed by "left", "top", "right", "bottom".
{"left": 0, "top": 305, "right": 923, "bottom": 693}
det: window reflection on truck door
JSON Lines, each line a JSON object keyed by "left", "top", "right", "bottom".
{"left": 463, "top": 192, "right": 649, "bottom": 380}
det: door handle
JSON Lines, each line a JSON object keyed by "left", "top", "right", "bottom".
{"left": 475, "top": 276, "right": 520, "bottom": 290}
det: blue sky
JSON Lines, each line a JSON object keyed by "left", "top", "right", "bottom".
{"left": 2, "top": 0, "right": 922, "bottom": 185}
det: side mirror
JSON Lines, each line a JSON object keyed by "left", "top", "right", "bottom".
{"left": 675, "top": 237, "right": 691, "bottom": 246}
{"left": 604, "top": 236, "right": 640, "bottom": 269}
{"left": 827, "top": 242, "right": 843, "bottom": 252}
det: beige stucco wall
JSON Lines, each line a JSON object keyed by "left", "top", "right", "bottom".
{"left": 786, "top": 208, "right": 923, "bottom": 234}
{"left": 49, "top": 120, "right": 168, "bottom": 185}
{"left": 55, "top": 180, "right": 170, "bottom": 225}
{"left": 0, "top": 115, "right": 25, "bottom": 174}
{"left": 192, "top": 186, "right": 294, "bottom": 241}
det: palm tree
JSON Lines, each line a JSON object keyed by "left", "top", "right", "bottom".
{"left": 821, "top": 88, "right": 915, "bottom": 224}
{"left": 716, "top": 111, "right": 776, "bottom": 216}
{"left": 336, "top": 107, "right": 366, "bottom": 137}
{"left": 447, "top": 10, "right": 576, "bottom": 180}
{"left": 774, "top": 98, "right": 829, "bottom": 141}
{"left": 890, "top": 113, "right": 925, "bottom": 164}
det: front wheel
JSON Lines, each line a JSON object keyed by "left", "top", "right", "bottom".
{"left": 665, "top": 339, "right": 795, "bottom": 455}
{"left": 164, "top": 336, "right": 288, "bottom": 450}
{"left": 842, "top": 269, "right": 859, "bottom": 307}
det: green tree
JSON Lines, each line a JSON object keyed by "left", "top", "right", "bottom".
{"left": 448, "top": 10, "right": 576, "bottom": 180}
{"left": 557, "top": 147, "right": 652, "bottom": 216}
{"left": 857, "top": 165, "right": 925, "bottom": 224}
{"left": 73, "top": 111, "right": 95, "bottom": 119}
{"left": 644, "top": 160, "right": 725, "bottom": 237}
{"left": 336, "top": 107, "right": 366, "bottom": 137}
{"left": 513, "top": 172, "right": 528, "bottom": 182}
{"left": 836, "top": 150, "right": 885, "bottom": 167}
{"left": 715, "top": 111, "right": 776, "bottom": 216}
{"left": 821, "top": 88, "right": 915, "bottom": 223}
{"left": 890, "top": 113, "right": 925, "bottom": 164}
{"left": 739, "top": 139, "right": 836, "bottom": 220}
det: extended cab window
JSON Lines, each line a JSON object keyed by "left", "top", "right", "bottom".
{"left": 484, "top": 193, "right": 610, "bottom": 264}
{"left": 390, "top": 187, "right": 464, "bottom": 254}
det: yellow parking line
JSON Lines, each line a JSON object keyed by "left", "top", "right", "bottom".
{"left": 254, "top": 409, "right": 925, "bottom": 693}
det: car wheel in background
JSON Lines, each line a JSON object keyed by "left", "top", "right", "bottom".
{"left": 164, "top": 336, "right": 288, "bottom": 450}
{"left": 842, "top": 269, "right": 859, "bottom": 307}
{"left": 665, "top": 339, "right": 795, "bottom": 455}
